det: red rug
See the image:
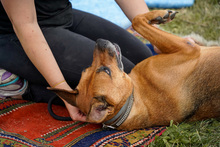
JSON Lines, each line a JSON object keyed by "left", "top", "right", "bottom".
{"left": 0, "top": 98, "right": 166, "bottom": 147}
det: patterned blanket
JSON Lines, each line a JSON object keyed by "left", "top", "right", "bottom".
{"left": 0, "top": 99, "right": 166, "bottom": 147}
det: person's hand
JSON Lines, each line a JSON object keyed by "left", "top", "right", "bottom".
{"left": 63, "top": 100, "right": 86, "bottom": 122}
{"left": 52, "top": 80, "right": 87, "bottom": 122}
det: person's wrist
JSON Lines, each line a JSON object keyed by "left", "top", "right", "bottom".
{"left": 52, "top": 80, "right": 72, "bottom": 91}
{"left": 51, "top": 80, "right": 65, "bottom": 88}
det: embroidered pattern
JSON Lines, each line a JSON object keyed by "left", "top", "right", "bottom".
{"left": 0, "top": 94, "right": 166, "bottom": 147}
{"left": 35, "top": 122, "right": 89, "bottom": 143}
{"left": 0, "top": 99, "right": 34, "bottom": 116}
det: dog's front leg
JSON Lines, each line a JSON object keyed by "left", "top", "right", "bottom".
{"left": 132, "top": 10, "right": 200, "bottom": 55}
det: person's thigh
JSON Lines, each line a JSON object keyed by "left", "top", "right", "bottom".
{"left": 0, "top": 28, "right": 135, "bottom": 87}
{"left": 69, "top": 9, "right": 152, "bottom": 65}
{"left": 0, "top": 28, "right": 135, "bottom": 102}
{"left": 0, "top": 34, "right": 45, "bottom": 84}
{"left": 43, "top": 27, "right": 135, "bottom": 87}
{"left": 0, "top": 29, "right": 95, "bottom": 87}
{"left": 43, "top": 27, "right": 95, "bottom": 87}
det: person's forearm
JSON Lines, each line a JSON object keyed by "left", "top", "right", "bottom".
{"left": 1, "top": 0, "right": 67, "bottom": 88}
{"left": 115, "top": 0, "right": 149, "bottom": 21}
{"left": 13, "top": 23, "right": 66, "bottom": 87}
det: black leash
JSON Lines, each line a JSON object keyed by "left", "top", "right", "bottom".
{"left": 47, "top": 95, "right": 72, "bottom": 121}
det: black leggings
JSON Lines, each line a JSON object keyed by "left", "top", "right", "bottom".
{"left": 0, "top": 9, "right": 152, "bottom": 103}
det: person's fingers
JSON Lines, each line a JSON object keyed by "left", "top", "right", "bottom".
{"left": 64, "top": 101, "right": 87, "bottom": 122}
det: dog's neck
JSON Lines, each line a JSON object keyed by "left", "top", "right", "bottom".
{"left": 102, "top": 89, "right": 134, "bottom": 129}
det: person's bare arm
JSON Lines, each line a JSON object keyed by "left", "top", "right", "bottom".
{"left": 1, "top": 0, "right": 64, "bottom": 87}
{"left": 1, "top": 0, "right": 86, "bottom": 121}
{"left": 115, "top": 0, "right": 150, "bottom": 21}
{"left": 115, "top": 0, "right": 163, "bottom": 53}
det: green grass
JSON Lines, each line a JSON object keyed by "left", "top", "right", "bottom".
{"left": 147, "top": 1, "right": 220, "bottom": 146}
{"left": 158, "top": 0, "right": 220, "bottom": 42}
{"left": 149, "top": 119, "right": 220, "bottom": 147}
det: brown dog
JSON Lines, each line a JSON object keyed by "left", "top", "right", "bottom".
{"left": 49, "top": 10, "right": 220, "bottom": 130}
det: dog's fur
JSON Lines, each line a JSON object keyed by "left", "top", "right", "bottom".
{"left": 50, "top": 10, "right": 220, "bottom": 130}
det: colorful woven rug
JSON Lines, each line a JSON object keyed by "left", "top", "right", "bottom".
{"left": 0, "top": 98, "right": 166, "bottom": 147}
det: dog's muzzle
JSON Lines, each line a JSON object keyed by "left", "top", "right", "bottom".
{"left": 96, "top": 39, "right": 124, "bottom": 71}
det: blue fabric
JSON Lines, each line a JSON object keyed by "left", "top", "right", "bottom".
{"left": 70, "top": 0, "right": 131, "bottom": 28}
{"left": 70, "top": 0, "right": 194, "bottom": 28}
{"left": 145, "top": 0, "right": 195, "bottom": 9}
{"left": 146, "top": 44, "right": 158, "bottom": 56}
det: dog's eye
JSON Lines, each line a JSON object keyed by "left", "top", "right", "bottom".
{"left": 104, "top": 67, "right": 111, "bottom": 75}
{"left": 103, "top": 67, "right": 111, "bottom": 76}
{"left": 97, "top": 66, "right": 111, "bottom": 76}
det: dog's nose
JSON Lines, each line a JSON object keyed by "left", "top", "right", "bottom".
{"left": 96, "top": 39, "right": 110, "bottom": 50}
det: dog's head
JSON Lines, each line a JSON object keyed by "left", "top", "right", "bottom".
{"left": 50, "top": 39, "right": 133, "bottom": 123}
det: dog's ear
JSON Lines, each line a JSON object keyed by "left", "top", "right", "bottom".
{"left": 47, "top": 87, "right": 78, "bottom": 106}
{"left": 87, "top": 97, "right": 114, "bottom": 123}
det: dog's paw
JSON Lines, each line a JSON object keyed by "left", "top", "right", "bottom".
{"left": 146, "top": 10, "right": 178, "bottom": 25}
